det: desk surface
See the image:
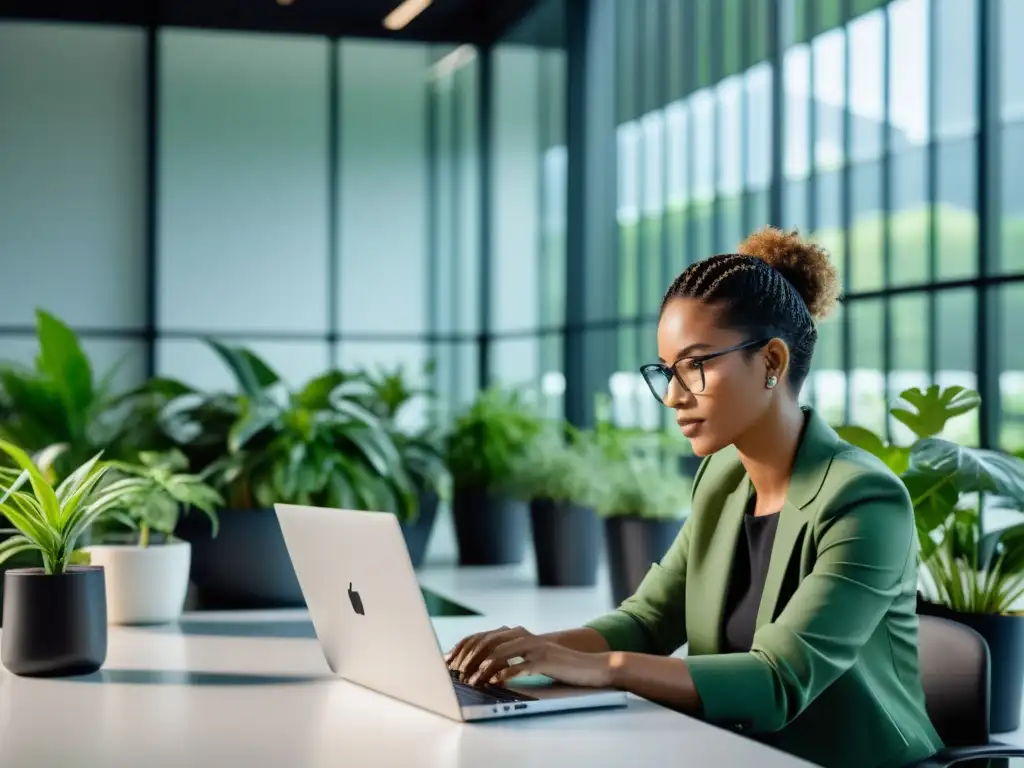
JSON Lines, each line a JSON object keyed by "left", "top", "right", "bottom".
{"left": 0, "top": 565, "right": 814, "bottom": 767}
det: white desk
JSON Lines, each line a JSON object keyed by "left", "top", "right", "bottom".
{"left": 0, "top": 564, "right": 815, "bottom": 767}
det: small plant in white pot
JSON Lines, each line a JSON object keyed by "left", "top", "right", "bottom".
{"left": 86, "top": 450, "right": 221, "bottom": 626}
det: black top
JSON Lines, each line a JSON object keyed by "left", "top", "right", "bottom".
{"left": 722, "top": 500, "right": 781, "bottom": 654}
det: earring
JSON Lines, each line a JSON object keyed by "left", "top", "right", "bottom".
{"left": 766, "top": 375, "right": 778, "bottom": 389}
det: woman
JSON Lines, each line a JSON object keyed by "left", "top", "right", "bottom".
{"left": 446, "top": 228, "right": 943, "bottom": 768}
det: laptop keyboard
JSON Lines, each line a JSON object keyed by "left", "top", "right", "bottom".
{"left": 449, "top": 668, "right": 537, "bottom": 706}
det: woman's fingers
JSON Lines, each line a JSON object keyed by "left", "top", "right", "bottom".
{"left": 445, "top": 631, "right": 484, "bottom": 664}
{"left": 468, "top": 636, "right": 540, "bottom": 685}
{"left": 447, "top": 627, "right": 505, "bottom": 672}
{"left": 456, "top": 626, "right": 529, "bottom": 679}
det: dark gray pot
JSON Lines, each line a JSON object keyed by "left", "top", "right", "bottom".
{"left": 529, "top": 499, "right": 601, "bottom": 587}
{"left": 451, "top": 489, "right": 528, "bottom": 566}
{"left": 917, "top": 597, "right": 1024, "bottom": 733}
{"left": 400, "top": 492, "right": 439, "bottom": 569}
{"left": 176, "top": 507, "right": 304, "bottom": 609}
{"left": 605, "top": 516, "right": 685, "bottom": 606}
{"left": 1, "top": 566, "right": 107, "bottom": 677}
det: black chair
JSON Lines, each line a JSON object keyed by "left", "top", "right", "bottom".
{"left": 914, "top": 615, "right": 1024, "bottom": 767}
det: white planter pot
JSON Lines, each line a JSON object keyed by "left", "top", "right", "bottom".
{"left": 84, "top": 540, "right": 191, "bottom": 625}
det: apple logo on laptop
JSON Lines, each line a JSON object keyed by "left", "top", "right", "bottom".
{"left": 347, "top": 582, "right": 365, "bottom": 615}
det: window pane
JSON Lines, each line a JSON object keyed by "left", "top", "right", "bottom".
{"left": 158, "top": 30, "right": 329, "bottom": 334}
{"left": 0, "top": 23, "right": 146, "bottom": 330}
{"left": 665, "top": 100, "right": 690, "bottom": 277}
{"left": 492, "top": 47, "right": 541, "bottom": 333}
{"left": 1000, "top": 285, "right": 1024, "bottom": 450}
{"left": 935, "top": 0, "right": 977, "bottom": 280}
{"left": 850, "top": 162, "right": 884, "bottom": 292}
{"left": 809, "top": 305, "right": 845, "bottom": 426}
{"left": 339, "top": 40, "right": 429, "bottom": 335}
{"left": 889, "top": 294, "right": 929, "bottom": 444}
{"left": 849, "top": 300, "right": 886, "bottom": 435}
{"left": 717, "top": 76, "right": 744, "bottom": 251}
{"left": 935, "top": 289, "right": 978, "bottom": 445}
{"left": 691, "top": 90, "right": 716, "bottom": 259}
{"left": 936, "top": 137, "right": 978, "bottom": 280}
{"left": 618, "top": 121, "right": 640, "bottom": 319}
{"left": 641, "top": 110, "right": 666, "bottom": 308}
{"left": 847, "top": 10, "right": 885, "bottom": 164}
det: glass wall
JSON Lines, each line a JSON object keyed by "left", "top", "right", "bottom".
{"left": 608, "top": 0, "right": 1023, "bottom": 451}
{"left": 487, "top": 1, "right": 567, "bottom": 422}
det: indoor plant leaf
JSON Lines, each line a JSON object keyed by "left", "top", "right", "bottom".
{"left": 909, "top": 438, "right": 1024, "bottom": 502}
{"left": 205, "top": 338, "right": 279, "bottom": 400}
{"left": 890, "top": 385, "right": 981, "bottom": 440}
{"left": 33, "top": 309, "right": 95, "bottom": 439}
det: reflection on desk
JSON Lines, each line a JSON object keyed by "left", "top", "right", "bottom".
{"left": 0, "top": 610, "right": 815, "bottom": 767}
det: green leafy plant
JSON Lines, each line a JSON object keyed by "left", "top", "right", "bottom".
{"left": 836, "top": 385, "right": 1024, "bottom": 613}
{"left": 0, "top": 442, "right": 140, "bottom": 574}
{"left": 161, "top": 340, "right": 416, "bottom": 518}
{"left": 0, "top": 309, "right": 189, "bottom": 480}
{"left": 444, "top": 387, "right": 543, "bottom": 495}
{"left": 99, "top": 450, "right": 223, "bottom": 548}
{"left": 922, "top": 499, "right": 1024, "bottom": 613}
{"left": 586, "top": 419, "right": 692, "bottom": 520}
{"left": 512, "top": 423, "right": 598, "bottom": 505}
{"left": 350, "top": 363, "right": 450, "bottom": 519}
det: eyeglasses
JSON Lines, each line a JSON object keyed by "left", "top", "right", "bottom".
{"left": 639, "top": 338, "right": 771, "bottom": 403}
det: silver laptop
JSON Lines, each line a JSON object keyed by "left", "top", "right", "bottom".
{"left": 274, "top": 503, "right": 628, "bottom": 722}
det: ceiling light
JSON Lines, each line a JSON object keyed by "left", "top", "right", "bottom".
{"left": 383, "top": 0, "right": 432, "bottom": 30}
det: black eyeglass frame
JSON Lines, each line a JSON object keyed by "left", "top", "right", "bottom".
{"left": 639, "top": 338, "right": 772, "bottom": 403}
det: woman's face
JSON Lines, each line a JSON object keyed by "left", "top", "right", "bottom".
{"left": 655, "top": 298, "right": 778, "bottom": 456}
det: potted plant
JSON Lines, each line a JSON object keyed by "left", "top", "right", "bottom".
{"left": 163, "top": 340, "right": 415, "bottom": 608}
{"left": 597, "top": 457, "right": 691, "bottom": 606}
{"left": 0, "top": 309, "right": 189, "bottom": 482}
{"left": 836, "top": 385, "right": 1024, "bottom": 733}
{"left": 444, "top": 387, "right": 542, "bottom": 566}
{"left": 84, "top": 450, "right": 222, "bottom": 625}
{"left": 514, "top": 424, "right": 603, "bottom": 587}
{"left": 0, "top": 442, "right": 137, "bottom": 676}
{"left": 353, "top": 363, "right": 450, "bottom": 568}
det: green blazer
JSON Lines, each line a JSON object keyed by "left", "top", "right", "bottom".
{"left": 585, "top": 407, "right": 943, "bottom": 768}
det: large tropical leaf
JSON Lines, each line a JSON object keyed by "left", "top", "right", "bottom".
{"left": 296, "top": 371, "right": 351, "bottom": 410}
{"left": 834, "top": 425, "right": 910, "bottom": 474}
{"left": 33, "top": 309, "right": 95, "bottom": 439}
{"left": 890, "top": 385, "right": 981, "bottom": 440}
{"left": 909, "top": 438, "right": 1024, "bottom": 501}
{"left": 205, "top": 338, "right": 279, "bottom": 399}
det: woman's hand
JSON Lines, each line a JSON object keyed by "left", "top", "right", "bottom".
{"left": 464, "top": 633, "right": 614, "bottom": 689}
{"left": 446, "top": 625, "right": 535, "bottom": 682}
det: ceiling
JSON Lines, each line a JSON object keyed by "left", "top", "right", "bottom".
{"left": 0, "top": 0, "right": 547, "bottom": 46}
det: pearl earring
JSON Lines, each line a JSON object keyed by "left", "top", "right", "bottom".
{"left": 766, "top": 375, "right": 778, "bottom": 389}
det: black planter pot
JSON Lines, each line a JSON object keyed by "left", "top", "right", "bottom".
{"left": 400, "top": 492, "right": 439, "bottom": 569}
{"left": 605, "top": 516, "right": 685, "bottom": 606}
{"left": 451, "top": 489, "right": 528, "bottom": 566}
{"left": 917, "top": 597, "right": 1024, "bottom": 733}
{"left": 176, "top": 507, "right": 304, "bottom": 609}
{"left": 1, "top": 566, "right": 107, "bottom": 677}
{"left": 529, "top": 499, "right": 601, "bottom": 587}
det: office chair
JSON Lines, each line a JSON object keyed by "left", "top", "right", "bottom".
{"left": 914, "top": 615, "right": 1024, "bottom": 767}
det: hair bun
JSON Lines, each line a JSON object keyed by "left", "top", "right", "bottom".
{"left": 736, "top": 227, "right": 840, "bottom": 321}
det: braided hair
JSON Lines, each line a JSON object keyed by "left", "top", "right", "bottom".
{"left": 661, "top": 227, "right": 840, "bottom": 393}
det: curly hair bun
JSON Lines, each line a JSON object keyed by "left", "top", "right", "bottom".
{"left": 736, "top": 227, "right": 840, "bottom": 321}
